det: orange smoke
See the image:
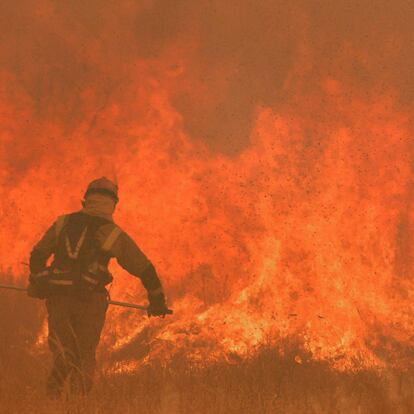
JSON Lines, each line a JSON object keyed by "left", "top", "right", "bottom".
{"left": 1, "top": 1, "right": 414, "bottom": 371}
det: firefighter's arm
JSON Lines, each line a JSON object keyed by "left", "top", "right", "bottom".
{"left": 29, "top": 222, "right": 58, "bottom": 274}
{"left": 28, "top": 219, "right": 60, "bottom": 299}
{"left": 110, "top": 232, "right": 168, "bottom": 316}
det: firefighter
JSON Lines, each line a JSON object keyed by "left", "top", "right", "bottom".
{"left": 28, "top": 177, "right": 169, "bottom": 398}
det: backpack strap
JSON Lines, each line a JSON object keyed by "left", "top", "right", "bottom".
{"left": 55, "top": 215, "right": 68, "bottom": 239}
{"left": 101, "top": 225, "right": 122, "bottom": 252}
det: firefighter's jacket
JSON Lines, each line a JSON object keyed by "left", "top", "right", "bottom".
{"left": 29, "top": 212, "right": 163, "bottom": 294}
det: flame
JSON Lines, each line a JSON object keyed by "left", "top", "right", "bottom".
{"left": 1, "top": 2, "right": 414, "bottom": 372}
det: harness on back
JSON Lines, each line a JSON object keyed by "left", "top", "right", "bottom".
{"left": 35, "top": 212, "right": 122, "bottom": 295}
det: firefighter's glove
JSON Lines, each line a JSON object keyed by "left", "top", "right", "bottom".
{"left": 147, "top": 291, "right": 169, "bottom": 317}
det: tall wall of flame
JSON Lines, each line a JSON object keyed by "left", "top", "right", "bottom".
{"left": 1, "top": 1, "right": 414, "bottom": 369}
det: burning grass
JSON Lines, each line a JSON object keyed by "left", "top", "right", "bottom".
{"left": 0, "top": 285, "right": 413, "bottom": 414}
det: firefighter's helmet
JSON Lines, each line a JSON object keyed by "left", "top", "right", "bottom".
{"left": 84, "top": 177, "right": 119, "bottom": 202}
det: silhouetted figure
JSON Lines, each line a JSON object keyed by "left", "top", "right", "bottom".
{"left": 28, "top": 177, "right": 169, "bottom": 398}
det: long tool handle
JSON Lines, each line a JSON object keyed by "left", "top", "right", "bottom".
{"left": 0, "top": 283, "right": 173, "bottom": 314}
{"left": 108, "top": 300, "right": 173, "bottom": 314}
{"left": 0, "top": 284, "right": 27, "bottom": 292}
{"left": 108, "top": 299, "right": 148, "bottom": 311}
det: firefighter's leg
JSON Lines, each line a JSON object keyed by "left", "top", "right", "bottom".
{"left": 46, "top": 296, "right": 78, "bottom": 397}
{"left": 71, "top": 292, "right": 108, "bottom": 394}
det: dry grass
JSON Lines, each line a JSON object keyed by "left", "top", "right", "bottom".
{"left": 0, "top": 279, "right": 413, "bottom": 414}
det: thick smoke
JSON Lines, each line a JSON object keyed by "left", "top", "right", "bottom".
{"left": 1, "top": 0, "right": 413, "bottom": 155}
